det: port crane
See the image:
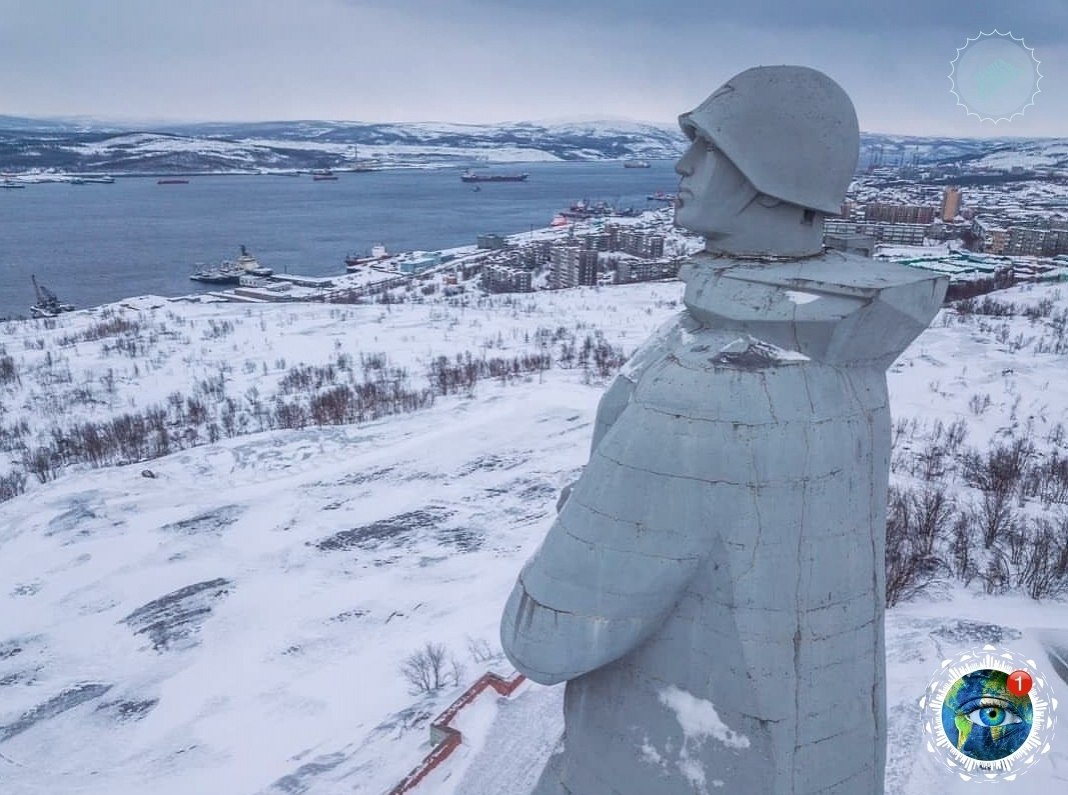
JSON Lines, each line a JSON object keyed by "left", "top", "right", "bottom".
{"left": 30, "top": 275, "right": 74, "bottom": 318}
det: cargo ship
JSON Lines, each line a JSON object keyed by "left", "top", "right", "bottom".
{"left": 158, "top": 178, "right": 189, "bottom": 185}
{"left": 345, "top": 243, "right": 389, "bottom": 270}
{"left": 460, "top": 170, "right": 529, "bottom": 183}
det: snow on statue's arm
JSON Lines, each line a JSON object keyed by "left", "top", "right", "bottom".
{"left": 503, "top": 315, "right": 703, "bottom": 685}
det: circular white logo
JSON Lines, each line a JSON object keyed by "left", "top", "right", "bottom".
{"left": 948, "top": 30, "right": 1042, "bottom": 123}
{"left": 920, "top": 645, "right": 1058, "bottom": 783}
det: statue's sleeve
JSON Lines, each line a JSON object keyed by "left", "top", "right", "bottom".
{"left": 555, "top": 315, "right": 685, "bottom": 514}
{"left": 590, "top": 314, "right": 682, "bottom": 454}
{"left": 502, "top": 315, "right": 702, "bottom": 685}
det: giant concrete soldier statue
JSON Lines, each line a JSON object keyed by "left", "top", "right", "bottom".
{"left": 500, "top": 66, "right": 948, "bottom": 794}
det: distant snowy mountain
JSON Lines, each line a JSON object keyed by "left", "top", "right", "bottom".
{"left": 2, "top": 114, "right": 1065, "bottom": 175}
{"left": 0, "top": 117, "right": 686, "bottom": 174}
{"left": 858, "top": 133, "right": 1068, "bottom": 171}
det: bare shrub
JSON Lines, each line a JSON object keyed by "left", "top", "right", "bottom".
{"left": 976, "top": 490, "right": 1016, "bottom": 550}
{"left": 82, "top": 316, "right": 141, "bottom": 342}
{"left": 968, "top": 393, "right": 991, "bottom": 416}
{"left": 980, "top": 547, "right": 1011, "bottom": 595}
{"left": 466, "top": 635, "right": 497, "bottom": 663}
{"left": 0, "top": 470, "right": 27, "bottom": 501}
{"left": 1023, "top": 450, "right": 1068, "bottom": 506}
{"left": 912, "top": 440, "right": 948, "bottom": 481}
{"left": 962, "top": 438, "right": 1033, "bottom": 534}
{"left": 23, "top": 446, "right": 57, "bottom": 484}
{"left": 400, "top": 642, "right": 463, "bottom": 695}
{"left": 885, "top": 486, "right": 947, "bottom": 607}
{"left": 912, "top": 486, "right": 955, "bottom": 556}
{"left": 944, "top": 418, "right": 969, "bottom": 453}
{"left": 1013, "top": 517, "right": 1068, "bottom": 600}
{"left": 0, "top": 355, "right": 19, "bottom": 386}
{"left": 949, "top": 512, "right": 978, "bottom": 586}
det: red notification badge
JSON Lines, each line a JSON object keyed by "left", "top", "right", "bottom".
{"left": 1007, "top": 669, "right": 1033, "bottom": 697}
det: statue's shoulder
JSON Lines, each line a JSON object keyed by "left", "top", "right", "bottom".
{"left": 678, "top": 249, "right": 948, "bottom": 367}
{"left": 618, "top": 311, "right": 693, "bottom": 382}
{"left": 728, "top": 249, "right": 946, "bottom": 298}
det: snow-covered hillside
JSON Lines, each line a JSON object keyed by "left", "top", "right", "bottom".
{"left": 1, "top": 279, "right": 1067, "bottom": 794}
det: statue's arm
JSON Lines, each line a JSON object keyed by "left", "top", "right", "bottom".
{"left": 556, "top": 315, "right": 683, "bottom": 513}
{"left": 502, "top": 448, "right": 703, "bottom": 685}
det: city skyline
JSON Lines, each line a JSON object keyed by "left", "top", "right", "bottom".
{"left": 0, "top": 0, "right": 1065, "bottom": 137}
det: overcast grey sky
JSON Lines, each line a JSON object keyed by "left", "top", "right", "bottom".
{"left": 1, "top": 0, "right": 1064, "bottom": 135}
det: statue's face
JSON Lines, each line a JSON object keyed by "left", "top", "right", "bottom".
{"left": 673, "top": 133, "right": 758, "bottom": 237}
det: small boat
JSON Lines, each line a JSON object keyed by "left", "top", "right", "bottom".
{"left": 550, "top": 214, "right": 569, "bottom": 227}
{"left": 624, "top": 160, "right": 651, "bottom": 168}
{"left": 646, "top": 191, "right": 676, "bottom": 202}
{"left": 82, "top": 175, "right": 115, "bottom": 184}
{"left": 345, "top": 243, "right": 389, "bottom": 270}
{"left": 312, "top": 169, "right": 339, "bottom": 181}
{"left": 460, "top": 169, "right": 529, "bottom": 183}
{"left": 1, "top": 180, "right": 26, "bottom": 189}
{"left": 158, "top": 178, "right": 189, "bottom": 185}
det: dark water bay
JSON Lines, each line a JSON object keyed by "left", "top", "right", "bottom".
{"left": 0, "top": 161, "right": 680, "bottom": 319}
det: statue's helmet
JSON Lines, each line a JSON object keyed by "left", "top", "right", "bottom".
{"left": 678, "top": 65, "right": 859, "bottom": 215}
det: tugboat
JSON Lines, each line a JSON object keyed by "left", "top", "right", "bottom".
{"left": 30, "top": 275, "right": 75, "bottom": 318}
{"left": 460, "top": 169, "right": 529, "bottom": 183}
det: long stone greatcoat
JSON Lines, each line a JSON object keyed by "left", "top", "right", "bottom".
{"left": 501, "top": 250, "right": 947, "bottom": 794}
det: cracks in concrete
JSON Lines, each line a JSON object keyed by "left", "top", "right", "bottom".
{"left": 759, "top": 372, "right": 779, "bottom": 425}
{"left": 593, "top": 447, "right": 852, "bottom": 488}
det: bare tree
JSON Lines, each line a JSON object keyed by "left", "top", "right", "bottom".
{"left": 400, "top": 642, "right": 449, "bottom": 695}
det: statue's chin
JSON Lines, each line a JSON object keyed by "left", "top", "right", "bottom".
{"left": 672, "top": 208, "right": 707, "bottom": 235}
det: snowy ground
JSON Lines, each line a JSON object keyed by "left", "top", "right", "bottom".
{"left": 2, "top": 277, "right": 1068, "bottom": 793}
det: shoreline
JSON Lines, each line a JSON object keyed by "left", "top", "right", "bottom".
{"left": 0, "top": 158, "right": 681, "bottom": 182}
{"left": 1, "top": 208, "right": 684, "bottom": 322}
